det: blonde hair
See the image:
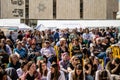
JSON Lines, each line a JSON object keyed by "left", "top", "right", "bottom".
{"left": 9, "top": 54, "right": 18, "bottom": 63}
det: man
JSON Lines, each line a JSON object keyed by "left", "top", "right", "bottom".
{"left": 40, "top": 40, "right": 55, "bottom": 58}
{"left": 14, "top": 41, "right": 27, "bottom": 59}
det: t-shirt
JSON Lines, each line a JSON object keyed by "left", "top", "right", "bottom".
{"left": 72, "top": 45, "right": 82, "bottom": 56}
{"left": 26, "top": 73, "right": 35, "bottom": 80}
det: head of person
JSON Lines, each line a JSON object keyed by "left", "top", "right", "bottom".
{"left": 0, "top": 70, "right": 7, "bottom": 80}
{"left": 112, "top": 58, "right": 120, "bottom": 66}
{"left": 6, "top": 39, "right": 12, "bottom": 45}
{"left": 95, "top": 38, "right": 101, "bottom": 45}
{"left": 106, "top": 48, "right": 113, "bottom": 59}
{"left": 61, "top": 52, "right": 69, "bottom": 61}
{"left": 73, "top": 38, "right": 79, "bottom": 45}
{"left": 50, "top": 63, "right": 60, "bottom": 80}
{"left": 60, "top": 38, "right": 66, "bottom": 45}
{"left": 36, "top": 56, "right": 44, "bottom": 67}
{"left": 110, "top": 38, "right": 115, "bottom": 44}
{"left": 27, "top": 61, "right": 36, "bottom": 73}
{"left": 39, "top": 61, "right": 48, "bottom": 76}
{"left": 73, "top": 63, "right": 84, "bottom": 80}
{"left": 70, "top": 56, "right": 79, "bottom": 67}
{"left": 75, "top": 64, "right": 83, "bottom": 76}
{"left": 50, "top": 62, "right": 59, "bottom": 74}
{"left": 20, "top": 61, "right": 28, "bottom": 72}
{"left": 45, "top": 40, "right": 50, "bottom": 48}
{"left": 9, "top": 54, "right": 19, "bottom": 64}
{"left": 16, "top": 41, "right": 22, "bottom": 49}
{"left": 85, "top": 28, "right": 89, "bottom": 33}
{"left": 30, "top": 42, "right": 36, "bottom": 49}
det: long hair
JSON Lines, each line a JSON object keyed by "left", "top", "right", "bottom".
{"left": 39, "top": 61, "right": 48, "bottom": 76}
{"left": 99, "top": 70, "right": 110, "bottom": 80}
{"left": 51, "top": 63, "right": 60, "bottom": 80}
{"left": 73, "top": 64, "right": 84, "bottom": 80}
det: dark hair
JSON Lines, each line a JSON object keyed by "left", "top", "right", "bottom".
{"left": 51, "top": 63, "right": 60, "bottom": 80}
{"left": 27, "top": 61, "right": 35, "bottom": 70}
{"left": 39, "top": 61, "right": 48, "bottom": 76}
{"left": 99, "top": 70, "right": 109, "bottom": 80}
{"left": 0, "top": 70, "right": 7, "bottom": 80}
{"left": 21, "top": 61, "right": 28, "bottom": 69}
{"left": 73, "top": 64, "right": 84, "bottom": 80}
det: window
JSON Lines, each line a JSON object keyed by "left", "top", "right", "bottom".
{"left": 113, "top": 12, "right": 117, "bottom": 19}
{"left": 53, "top": 0, "right": 56, "bottom": 19}
{"left": 25, "top": 0, "right": 29, "bottom": 19}
{"left": 80, "top": 0, "right": 83, "bottom": 19}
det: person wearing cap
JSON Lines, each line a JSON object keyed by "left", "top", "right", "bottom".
{"left": 56, "top": 37, "right": 67, "bottom": 47}
{"left": 40, "top": 40, "right": 56, "bottom": 58}
{"left": 69, "top": 64, "right": 85, "bottom": 80}
{"left": 47, "top": 63, "right": 65, "bottom": 80}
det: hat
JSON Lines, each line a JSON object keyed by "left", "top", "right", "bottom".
{"left": 60, "top": 38, "right": 66, "bottom": 41}
{"left": 45, "top": 40, "right": 50, "bottom": 43}
{"left": 37, "top": 56, "right": 44, "bottom": 61}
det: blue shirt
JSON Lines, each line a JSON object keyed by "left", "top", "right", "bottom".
{"left": 14, "top": 48, "right": 27, "bottom": 59}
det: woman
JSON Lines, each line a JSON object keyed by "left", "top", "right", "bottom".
{"left": 58, "top": 41, "right": 69, "bottom": 60}
{"left": 67, "top": 56, "right": 79, "bottom": 73}
{"left": 22, "top": 61, "right": 41, "bottom": 80}
{"left": 84, "top": 58, "right": 94, "bottom": 80}
{"left": 47, "top": 63, "right": 65, "bottom": 80}
{"left": 38, "top": 61, "right": 48, "bottom": 80}
{"left": 6, "top": 39, "right": 14, "bottom": 53}
{"left": 7, "top": 54, "right": 21, "bottom": 70}
{"left": 69, "top": 63, "right": 85, "bottom": 80}
{"left": 34, "top": 30, "right": 42, "bottom": 48}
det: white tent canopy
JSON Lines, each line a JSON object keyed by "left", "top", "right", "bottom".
{"left": 0, "top": 19, "right": 20, "bottom": 25}
{"left": 1, "top": 23, "right": 33, "bottom": 30}
{"left": 37, "top": 20, "right": 120, "bottom": 30}
{"left": 0, "top": 19, "right": 32, "bottom": 30}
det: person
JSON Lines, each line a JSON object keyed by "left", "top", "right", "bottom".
{"left": 17, "top": 61, "right": 28, "bottom": 78}
{"left": 47, "top": 63, "right": 65, "bottom": 80}
{"left": 7, "top": 54, "right": 21, "bottom": 70}
{"left": 84, "top": 58, "right": 94, "bottom": 80}
{"left": 17, "top": 30, "right": 23, "bottom": 41}
{"left": 40, "top": 40, "right": 55, "bottom": 58}
{"left": 69, "top": 63, "right": 85, "bottom": 80}
{"left": 14, "top": 41, "right": 27, "bottom": 59}
{"left": 0, "top": 70, "right": 11, "bottom": 80}
{"left": 95, "top": 69, "right": 112, "bottom": 80}
{"left": 21, "top": 61, "right": 41, "bottom": 80}
{"left": 37, "top": 61, "right": 48, "bottom": 80}
{"left": 67, "top": 56, "right": 79, "bottom": 72}
{"left": 59, "top": 53, "right": 69, "bottom": 80}
{"left": 58, "top": 40, "right": 69, "bottom": 60}
{"left": 110, "top": 58, "right": 120, "bottom": 75}
{"left": 54, "top": 28, "right": 60, "bottom": 43}
{"left": 28, "top": 42, "right": 40, "bottom": 62}
{"left": 5, "top": 67, "right": 18, "bottom": 80}
{"left": 71, "top": 38, "right": 82, "bottom": 58}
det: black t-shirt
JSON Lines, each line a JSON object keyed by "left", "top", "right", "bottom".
{"left": 26, "top": 73, "right": 35, "bottom": 80}
{"left": 67, "top": 62, "right": 74, "bottom": 70}
{"left": 72, "top": 45, "right": 82, "bottom": 56}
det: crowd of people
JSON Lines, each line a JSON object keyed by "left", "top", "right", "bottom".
{"left": 0, "top": 27, "right": 120, "bottom": 80}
